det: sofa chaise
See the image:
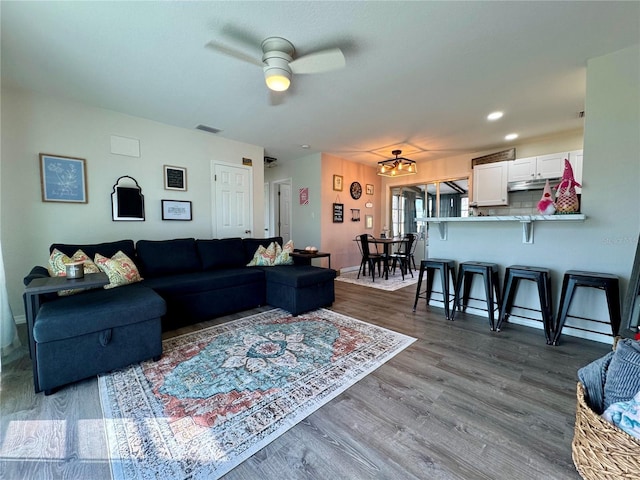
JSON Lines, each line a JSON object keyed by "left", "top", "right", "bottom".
{"left": 24, "top": 236, "right": 336, "bottom": 394}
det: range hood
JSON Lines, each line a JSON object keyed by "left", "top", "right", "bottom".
{"left": 507, "top": 177, "right": 560, "bottom": 192}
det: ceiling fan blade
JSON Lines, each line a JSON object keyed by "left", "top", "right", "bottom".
{"left": 289, "top": 48, "right": 345, "bottom": 74}
{"left": 205, "top": 41, "right": 263, "bottom": 67}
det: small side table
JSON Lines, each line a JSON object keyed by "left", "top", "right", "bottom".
{"left": 24, "top": 272, "right": 109, "bottom": 392}
{"left": 290, "top": 250, "right": 332, "bottom": 269}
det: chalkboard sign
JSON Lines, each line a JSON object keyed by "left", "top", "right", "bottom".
{"left": 164, "top": 165, "right": 187, "bottom": 191}
{"left": 333, "top": 203, "right": 344, "bottom": 223}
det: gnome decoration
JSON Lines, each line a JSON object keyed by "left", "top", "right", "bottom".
{"left": 537, "top": 179, "right": 556, "bottom": 215}
{"left": 554, "top": 159, "right": 581, "bottom": 213}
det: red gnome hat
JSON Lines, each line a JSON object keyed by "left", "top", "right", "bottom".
{"left": 537, "top": 179, "right": 556, "bottom": 215}
{"left": 554, "top": 159, "right": 581, "bottom": 213}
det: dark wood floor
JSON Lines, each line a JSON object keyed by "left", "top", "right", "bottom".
{"left": 0, "top": 281, "right": 610, "bottom": 479}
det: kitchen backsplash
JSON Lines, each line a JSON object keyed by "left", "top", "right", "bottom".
{"left": 477, "top": 190, "right": 541, "bottom": 216}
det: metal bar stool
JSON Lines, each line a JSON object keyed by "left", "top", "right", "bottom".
{"left": 452, "top": 262, "right": 501, "bottom": 330}
{"left": 496, "top": 265, "right": 554, "bottom": 344}
{"left": 413, "top": 259, "right": 457, "bottom": 320}
{"left": 553, "top": 270, "right": 621, "bottom": 346}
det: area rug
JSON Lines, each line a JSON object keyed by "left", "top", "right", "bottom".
{"left": 336, "top": 268, "right": 419, "bottom": 291}
{"left": 98, "top": 308, "right": 415, "bottom": 479}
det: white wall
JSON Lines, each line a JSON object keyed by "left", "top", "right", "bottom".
{"left": 265, "top": 153, "right": 322, "bottom": 251}
{"left": 1, "top": 87, "right": 264, "bottom": 318}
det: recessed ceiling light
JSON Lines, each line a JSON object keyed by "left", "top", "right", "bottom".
{"left": 487, "top": 111, "right": 503, "bottom": 121}
{"left": 301, "top": 144, "right": 310, "bottom": 149}
{"left": 505, "top": 133, "right": 518, "bottom": 141}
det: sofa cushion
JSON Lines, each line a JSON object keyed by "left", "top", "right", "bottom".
{"left": 142, "top": 268, "right": 265, "bottom": 296}
{"left": 242, "top": 236, "right": 283, "bottom": 264}
{"left": 33, "top": 286, "right": 165, "bottom": 343}
{"left": 94, "top": 251, "right": 143, "bottom": 289}
{"left": 136, "top": 238, "right": 200, "bottom": 278}
{"left": 50, "top": 240, "right": 136, "bottom": 264}
{"left": 196, "top": 238, "right": 245, "bottom": 270}
{"left": 262, "top": 265, "right": 336, "bottom": 287}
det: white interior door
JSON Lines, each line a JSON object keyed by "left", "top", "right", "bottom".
{"left": 277, "top": 182, "right": 292, "bottom": 244}
{"left": 212, "top": 162, "right": 253, "bottom": 238}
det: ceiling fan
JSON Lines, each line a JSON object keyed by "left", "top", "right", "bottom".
{"left": 206, "top": 36, "right": 345, "bottom": 93}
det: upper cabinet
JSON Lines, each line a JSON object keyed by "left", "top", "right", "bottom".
{"left": 508, "top": 150, "right": 583, "bottom": 184}
{"left": 508, "top": 152, "right": 567, "bottom": 182}
{"left": 473, "top": 161, "right": 509, "bottom": 206}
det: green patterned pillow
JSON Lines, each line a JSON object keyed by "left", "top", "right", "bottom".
{"left": 94, "top": 251, "right": 143, "bottom": 289}
{"left": 48, "top": 248, "right": 101, "bottom": 296}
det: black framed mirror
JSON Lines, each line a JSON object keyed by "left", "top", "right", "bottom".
{"left": 620, "top": 235, "right": 640, "bottom": 339}
{"left": 111, "top": 176, "right": 145, "bottom": 221}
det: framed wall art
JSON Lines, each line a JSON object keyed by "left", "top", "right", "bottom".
{"left": 164, "top": 165, "right": 187, "bottom": 191}
{"left": 333, "top": 174, "right": 343, "bottom": 191}
{"left": 365, "top": 215, "right": 374, "bottom": 229}
{"left": 162, "top": 199, "right": 192, "bottom": 221}
{"left": 332, "top": 203, "right": 344, "bottom": 223}
{"left": 39, "top": 153, "right": 88, "bottom": 203}
{"left": 366, "top": 184, "right": 374, "bottom": 195}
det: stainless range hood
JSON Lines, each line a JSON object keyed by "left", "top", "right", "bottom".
{"left": 507, "top": 177, "right": 560, "bottom": 192}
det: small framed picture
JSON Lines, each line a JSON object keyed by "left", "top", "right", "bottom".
{"left": 366, "top": 184, "right": 374, "bottom": 195}
{"left": 333, "top": 203, "right": 344, "bottom": 223}
{"left": 333, "top": 174, "right": 343, "bottom": 191}
{"left": 162, "top": 200, "right": 192, "bottom": 221}
{"left": 365, "top": 215, "right": 374, "bottom": 229}
{"left": 164, "top": 165, "right": 187, "bottom": 191}
{"left": 39, "top": 153, "right": 88, "bottom": 203}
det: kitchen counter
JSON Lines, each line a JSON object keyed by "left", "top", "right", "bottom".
{"left": 416, "top": 214, "right": 586, "bottom": 243}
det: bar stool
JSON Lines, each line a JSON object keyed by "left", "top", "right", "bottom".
{"left": 496, "top": 265, "right": 554, "bottom": 344}
{"left": 452, "top": 262, "right": 501, "bottom": 330}
{"left": 413, "top": 259, "right": 457, "bottom": 320}
{"left": 553, "top": 270, "right": 621, "bottom": 346}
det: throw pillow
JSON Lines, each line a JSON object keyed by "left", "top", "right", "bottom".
{"left": 274, "top": 240, "right": 295, "bottom": 265}
{"left": 247, "top": 242, "right": 280, "bottom": 266}
{"left": 603, "top": 338, "right": 640, "bottom": 410}
{"left": 94, "top": 251, "right": 143, "bottom": 289}
{"left": 47, "top": 248, "right": 101, "bottom": 296}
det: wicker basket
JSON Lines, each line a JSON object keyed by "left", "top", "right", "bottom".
{"left": 572, "top": 382, "right": 640, "bottom": 479}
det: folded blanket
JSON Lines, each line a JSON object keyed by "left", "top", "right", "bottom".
{"left": 578, "top": 351, "right": 614, "bottom": 414}
{"left": 602, "top": 387, "right": 640, "bottom": 440}
{"left": 604, "top": 339, "right": 640, "bottom": 411}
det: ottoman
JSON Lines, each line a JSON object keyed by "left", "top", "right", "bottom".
{"left": 33, "top": 285, "right": 166, "bottom": 394}
{"left": 263, "top": 265, "right": 336, "bottom": 315}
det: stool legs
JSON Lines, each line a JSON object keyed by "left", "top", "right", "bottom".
{"left": 413, "top": 261, "right": 456, "bottom": 320}
{"left": 553, "top": 271, "right": 621, "bottom": 346}
{"left": 452, "top": 264, "right": 500, "bottom": 330}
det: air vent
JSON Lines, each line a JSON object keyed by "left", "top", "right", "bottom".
{"left": 195, "top": 124, "right": 222, "bottom": 134}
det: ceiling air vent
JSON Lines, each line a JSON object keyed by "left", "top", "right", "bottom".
{"left": 195, "top": 124, "right": 222, "bottom": 134}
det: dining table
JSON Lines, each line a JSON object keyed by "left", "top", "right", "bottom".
{"left": 368, "top": 237, "right": 408, "bottom": 279}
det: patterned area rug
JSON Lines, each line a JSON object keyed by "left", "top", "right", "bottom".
{"left": 336, "top": 268, "right": 419, "bottom": 291}
{"left": 99, "top": 308, "right": 415, "bottom": 479}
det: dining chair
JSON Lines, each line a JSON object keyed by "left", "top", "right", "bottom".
{"left": 358, "top": 234, "right": 384, "bottom": 281}
{"left": 390, "top": 233, "right": 415, "bottom": 280}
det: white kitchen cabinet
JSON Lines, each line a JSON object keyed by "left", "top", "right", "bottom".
{"left": 507, "top": 152, "right": 568, "bottom": 182}
{"left": 473, "top": 161, "right": 509, "bottom": 206}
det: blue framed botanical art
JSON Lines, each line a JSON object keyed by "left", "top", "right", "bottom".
{"left": 39, "top": 153, "right": 88, "bottom": 203}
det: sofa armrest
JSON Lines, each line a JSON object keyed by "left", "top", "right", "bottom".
{"left": 24, "top": 266, "right": 50, "bottom": 286}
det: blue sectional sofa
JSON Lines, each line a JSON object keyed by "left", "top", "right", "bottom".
{"left": 24, "top": 236, "right": 336, "bottom": 393}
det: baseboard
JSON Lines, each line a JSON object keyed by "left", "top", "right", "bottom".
{"left": 14, "top": 314, "right": 26, "bottom": 325}
{"left": 339, "top": 266, "right": 360, "bottom": 275}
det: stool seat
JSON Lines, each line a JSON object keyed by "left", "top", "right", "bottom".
{"left": 496, "top": 265, "right": 553, "bottom": 344}
{"left": 553, "top": 270, "right": 621, "bottom": 345}
{"left": 413, "top": 259, "right": 457, "bottom": 320}
{"left": 453, "top": 262, "right": 501, "bottom": 330}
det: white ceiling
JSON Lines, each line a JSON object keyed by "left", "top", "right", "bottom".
{"left": 2, "top": 1, "right": 639, "bottom": 166}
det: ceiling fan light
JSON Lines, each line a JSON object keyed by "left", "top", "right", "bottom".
{"left": 265, "top": 68, "right": 291, "bottom": 92}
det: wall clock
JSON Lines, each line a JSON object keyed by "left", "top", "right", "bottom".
{"left": 350, "top": 181, "right": 362, "bottom": 200}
